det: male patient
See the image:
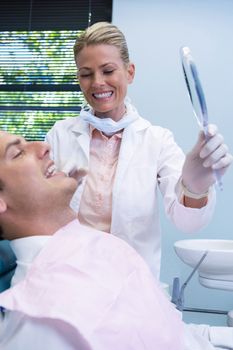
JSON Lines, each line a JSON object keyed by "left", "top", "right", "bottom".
{"left": 0, "top": 131, "right": 231, "bottom": 350}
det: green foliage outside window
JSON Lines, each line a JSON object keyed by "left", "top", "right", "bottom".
{"left": 0, "top": 30, "right": 85, "bottom": 140}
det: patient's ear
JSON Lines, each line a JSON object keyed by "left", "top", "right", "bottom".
{"left": 0, "top": 198, "right": 6, "bottom": 213}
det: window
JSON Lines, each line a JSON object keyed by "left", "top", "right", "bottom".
{"left": 0, "top": 0, "right": 112, "bottom": 140}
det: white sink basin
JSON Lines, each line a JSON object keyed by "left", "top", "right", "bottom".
{"left": 174, "top": 239, "right": 233, "bottom": 290}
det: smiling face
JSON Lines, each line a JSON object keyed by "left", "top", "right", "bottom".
{"left": 76, "top": 44, "right": 135, "bottom": 121}
{"left": 0, "top": 132, "right": 77, "bottom": 239}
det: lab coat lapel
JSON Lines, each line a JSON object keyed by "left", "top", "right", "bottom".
{"left": 71, "top": 119, "right": 90, "bottom": 162}
{"left": 113, "top": 117, "right": 150, "bottom": 197}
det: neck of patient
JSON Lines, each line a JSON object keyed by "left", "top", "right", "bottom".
{"left": 2, "top": 207, "right": 76, "bottom": 241}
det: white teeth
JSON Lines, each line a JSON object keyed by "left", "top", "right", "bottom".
{"left": 45, "top": 164, "right": 57, "bottom": 178}
{"left": 93, "top": 92, "right": 112, "bottom": 99}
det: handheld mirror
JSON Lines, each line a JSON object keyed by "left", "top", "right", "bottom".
{"left": 180, "top": 46, "right": 223, "bottom": 190}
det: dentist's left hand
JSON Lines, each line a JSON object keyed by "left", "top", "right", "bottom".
{"left": 182, "top": 124, "right": 233, "bottom": 195}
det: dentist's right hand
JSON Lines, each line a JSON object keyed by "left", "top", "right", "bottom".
{"left": 62, "top": 158, "right": 88, "bottom": 186}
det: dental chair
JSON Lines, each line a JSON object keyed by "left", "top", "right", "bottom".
{"left": 0, "top": 241, "right": 16, "bottom": 292}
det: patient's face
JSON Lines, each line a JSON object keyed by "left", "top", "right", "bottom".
{"left": 0, "top": 131, "right": 77, "bottom": 215}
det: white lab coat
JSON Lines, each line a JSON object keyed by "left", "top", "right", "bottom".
{"left": 46, "top": 114, "right": 216, "bottom": 279}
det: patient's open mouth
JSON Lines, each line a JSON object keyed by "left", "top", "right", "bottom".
{"left": 45, "top": 164, "right": 57, "bottom": 178}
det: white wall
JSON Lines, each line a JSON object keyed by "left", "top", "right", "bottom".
{"left": 113, "top": 0, "right": 233, "bottom": 326}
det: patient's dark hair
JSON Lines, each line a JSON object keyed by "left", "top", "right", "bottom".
{"left": 0, "top": 227, "right": 4, "bottom": 240}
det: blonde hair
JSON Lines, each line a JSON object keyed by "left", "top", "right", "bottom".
{"left": 73, "top": 22, "right": 130, "bottom": 66}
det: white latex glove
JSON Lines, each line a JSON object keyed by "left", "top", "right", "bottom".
{"left": 182, "top": 124, "right": 233, "bottom": 194}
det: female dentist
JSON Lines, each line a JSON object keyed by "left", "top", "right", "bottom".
{"left": 46, "top": 22, "right": 232, "bottom": 281}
